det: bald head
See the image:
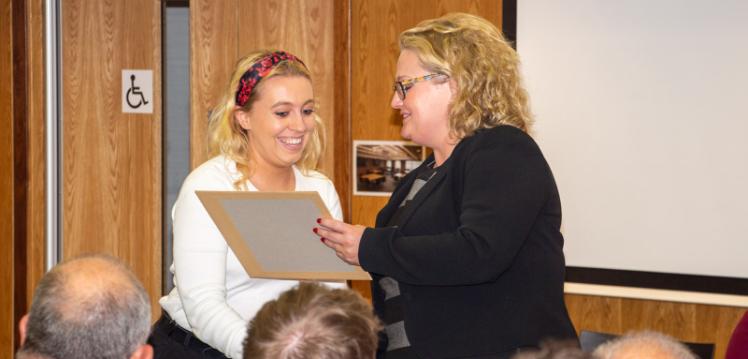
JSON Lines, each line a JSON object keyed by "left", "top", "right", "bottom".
{"left": 593, "top": 331, "right": 696, "bottom": 359}
{"left": 55, "top": 256, "right": 146, "bottom": 317}
{"left": 18, "top": 254, "right": 152, "bottom": 359}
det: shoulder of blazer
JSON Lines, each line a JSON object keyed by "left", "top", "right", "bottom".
{"left": 453, "top": 125, "right": 541, "bottom": 162}
{"left": 468, "top": 125, "right": 535, "bottom": 147}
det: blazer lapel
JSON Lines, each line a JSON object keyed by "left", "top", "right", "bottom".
{"left": 397, "top": 162, "right": 449, "bottom": 227}
{"left": 375, "top": 165, "right": 420, "bottom": 227}
{"left": 375, "top": 146, "right": 462, "bottom": 228}
{"left": 397, "top": 140, "right": 465, "bottom": 227}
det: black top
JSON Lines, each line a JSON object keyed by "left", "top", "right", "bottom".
{"left": 359, "top": 125, "right": 577, "bottom": 358}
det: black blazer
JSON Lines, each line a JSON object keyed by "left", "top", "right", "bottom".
{"left": 359, "top": 125, "right": 577, "bottom": 358}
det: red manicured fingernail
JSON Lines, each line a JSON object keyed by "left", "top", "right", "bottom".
{"left": 313, "top": 228, "right": 318, "bottom": 234}
{"left": 320, "top": 238, "right": 326, "bottom": 243}
{"left": 316, "top": 218, "right": 321, "bottom": 224}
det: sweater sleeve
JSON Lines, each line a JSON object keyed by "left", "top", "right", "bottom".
{"left": 359, "top": 131, "right": 552, "bottom": 286}
{"left": 322, "top": 179, "right": 344, "bottom": 221}
{"left": 171, "top": 171, "right": 247, "bottom": 358}
{"left": 317, "top": 176, "right": 348, "bottom": 287}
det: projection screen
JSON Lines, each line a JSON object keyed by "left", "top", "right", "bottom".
{"left": 516, "top": 0, "right": 748, "bottom": 303}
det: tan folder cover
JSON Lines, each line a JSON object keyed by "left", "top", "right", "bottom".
{"left": 196, "top": 191, "right": 371, "bottom": 281}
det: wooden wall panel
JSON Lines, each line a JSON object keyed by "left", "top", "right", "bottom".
{"left": 332, "top": 0, "right": 351, "bottom": 221}
{"left": 190, "top": 0, "right": 238, "bottom": 168}
{"left": 1, "top": 0, "right": 44, "bottom": 355}
{"left": 1, "top": 0, "right": 15, "bottom": 355}
{"left": 564, "top": 292, "right": 623, "bottom": 333}
{"left": 11, "top": 0, "right": 29, "bottom": 353}
{"left": 348, "top": 0, "right": 502, "bottom": 300}
{"left": 24, "top": 0, "right": 45, "bottom": 310}
{"left": 565, "top": 294, "right": 746, "bottom": 358}
{"left": 61, "top": 0, "right": 162, "bottom": 317}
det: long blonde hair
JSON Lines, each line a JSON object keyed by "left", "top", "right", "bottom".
{"left": 207, "top": 50, "right": 326, "bottom": 189}
{"left": 400, "top": 13, "right": 532, "bottom": 138}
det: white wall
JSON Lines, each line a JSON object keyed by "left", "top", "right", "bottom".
{"left": 518, "top": 0, "right": 748, "bottom": 279}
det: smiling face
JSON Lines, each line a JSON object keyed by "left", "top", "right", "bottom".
{"left": 235, "top": 75, "right": 316, "bottom": 171}
{"left": 391, "top": 49, "right": 454, "bottom": 150}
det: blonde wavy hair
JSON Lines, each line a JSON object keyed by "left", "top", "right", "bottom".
{"left": 400, "top": 12, "right": 532, "bottom": 138}
{"left": 207, "top": 50, "right": 325, "bottom": 189}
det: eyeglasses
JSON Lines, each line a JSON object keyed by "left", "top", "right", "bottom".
{"left": 392, "top": 73, "right": 448, "bottom": 100}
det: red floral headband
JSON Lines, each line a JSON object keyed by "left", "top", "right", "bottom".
{"left": 234, "top": 51, "right": 307, "bottom": 107}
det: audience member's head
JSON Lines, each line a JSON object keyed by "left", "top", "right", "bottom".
{"left": 16, "top": 254, "right": 152, "bottom": 359}
{"left": 243, "top": 282, "right": 382, "bottom": 359}
{"left": 593, "top": 330, "right": 696, "bottom": 359}
{"left": 512, "top": 340, "right": 597, "bottom": 359}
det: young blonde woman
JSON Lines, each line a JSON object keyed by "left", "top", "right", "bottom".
{"left": 150, "top": 50, "right": 343, "bottom": 359}
{"left": 314, "top": 14, "right": 577, "bottom": 358}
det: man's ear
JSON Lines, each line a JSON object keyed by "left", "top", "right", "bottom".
{"left": 129, "top": 344, "right": 154, "bottom": 359}
{"left": 235, "top": 109, "right": 252, "bottom": 131}
{"left": 19, "top": 313, "right": 29, "bottom": 345}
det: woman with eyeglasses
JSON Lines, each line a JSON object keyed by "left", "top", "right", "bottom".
{"left": 314, "top": 13, "right": 577, "bottom": 359}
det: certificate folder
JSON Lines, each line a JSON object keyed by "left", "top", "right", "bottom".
{"left": 196, "top": 191, "right": 371, "bottom": 281}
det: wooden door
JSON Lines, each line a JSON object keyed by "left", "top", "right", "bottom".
{"left": 61, "top": 0, "right": 162, "bottom": 316}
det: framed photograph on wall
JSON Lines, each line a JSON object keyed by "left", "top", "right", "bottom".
{"left": 353, "top": 140, "right": 425, "bottom": 197}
